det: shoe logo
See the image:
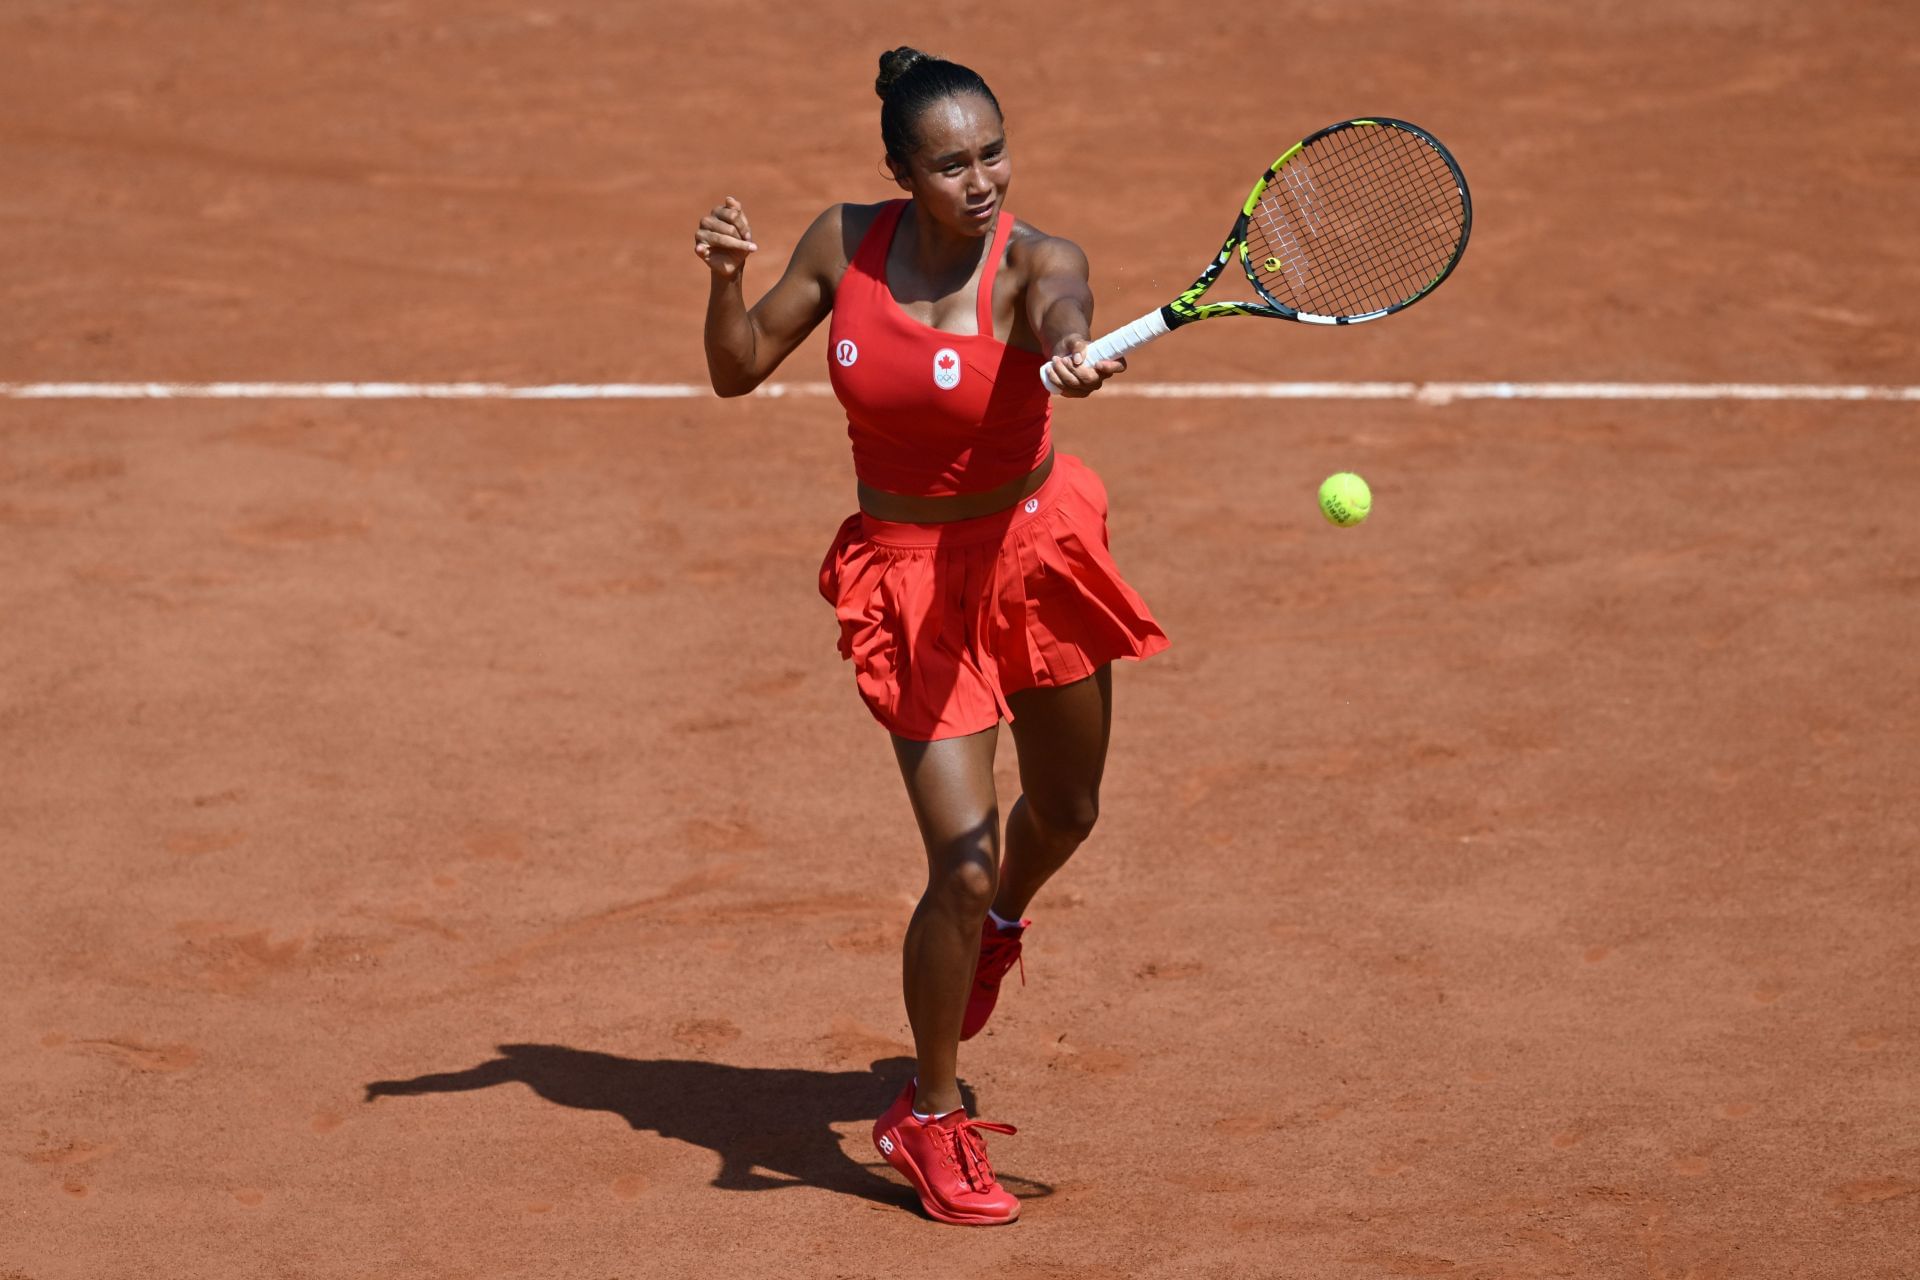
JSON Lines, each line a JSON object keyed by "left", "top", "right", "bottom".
{"left": 932, "top": 347, "right": 962, "bottom": 391}
{"left": 878, "top": 1134, "right": 895, "bottom": 1154}
{"left": 1023, "top": 497, "right": 1039, "bottom": 514}
{"left": 835, "top": 339, "right": 858, "bottom": 368}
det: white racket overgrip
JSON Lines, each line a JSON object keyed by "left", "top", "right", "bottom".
{"left": 1039, "top": 307, "right": 1171, "bottom": 392}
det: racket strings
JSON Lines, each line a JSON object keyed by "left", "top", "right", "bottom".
{"left": 1256, "top": 130, "right": 1459, "bottom": 313}
{"left": 1246, "top": 124, "right": 1465, "bottom": 318}
{"left": 1256, "top": 137, "right": 1457, "bottom": 314}
{"left": 1258, "top": 139, "right": 1456, "bottom": 314}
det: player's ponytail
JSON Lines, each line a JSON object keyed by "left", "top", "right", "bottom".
{"left": 875, "top": 47, "right": 1002, "bottom": 167}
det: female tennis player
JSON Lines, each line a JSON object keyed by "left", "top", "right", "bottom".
{"left": 694, "top": 47, "right": 1168, "bottom": 1226}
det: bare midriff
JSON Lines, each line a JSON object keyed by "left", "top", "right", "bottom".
{"left": 857, "top": 448, "right": 1055, "bottom": 524}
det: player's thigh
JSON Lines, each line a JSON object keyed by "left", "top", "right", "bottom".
{"left": 890, "top": 724, "right": 1001, "bottom": 868}
{"left": 1005, "top": 664, "right": 1113, "bottom": 831}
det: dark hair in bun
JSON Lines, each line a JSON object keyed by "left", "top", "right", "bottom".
{"left": 875, "top": 46, "right": 1002, "bottom": 165}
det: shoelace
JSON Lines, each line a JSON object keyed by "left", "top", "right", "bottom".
{"left": 944, "top": 1117, "right": 1018, "bottom": 1192}
{"left": 980, "top": 933, "right": 1025, "bottom": 990}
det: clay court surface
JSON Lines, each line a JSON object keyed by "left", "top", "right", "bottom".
{"left": 3, "top": 2, "right": 1916, "bottom": 1276}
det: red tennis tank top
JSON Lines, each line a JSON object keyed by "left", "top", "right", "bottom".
{"left": 827, "top": 199, "right": 1052, "bottom": 497}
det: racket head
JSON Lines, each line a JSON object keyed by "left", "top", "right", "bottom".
{"left": 1238, "top": 118, "right": 1471, "bottom": 324}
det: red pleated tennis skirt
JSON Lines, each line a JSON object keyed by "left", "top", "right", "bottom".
{"left": 817, "top": 452, "right": 1170, "bottom": 741}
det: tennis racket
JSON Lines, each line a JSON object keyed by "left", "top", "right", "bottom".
{"left": 1041, "top": 117, "right": 1471, "bottom": 391}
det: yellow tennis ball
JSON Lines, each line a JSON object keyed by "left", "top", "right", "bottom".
{"left": 1319, "top": 472, "right": 1371, "bottom": 527}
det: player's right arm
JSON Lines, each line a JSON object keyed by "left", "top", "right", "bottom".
{"left": 697, "top": 198, "right": 845, "bottom": 397}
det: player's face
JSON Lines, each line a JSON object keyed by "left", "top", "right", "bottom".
{"left": 893, "top": 93, "right": 1010, "bottom": 237}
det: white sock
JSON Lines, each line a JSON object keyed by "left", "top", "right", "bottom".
{"left": 987, "top": 907, "right": 1025, "bottom": 932}
{"left": 910, "top": 1079, "right": 958, "bottom": 1122}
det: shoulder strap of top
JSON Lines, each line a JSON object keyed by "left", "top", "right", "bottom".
{"left": 976, "top": 210, "right": 1017, "bottom": 336}
{"left": 852, "top": 199, "right": 909, "bottom": 278}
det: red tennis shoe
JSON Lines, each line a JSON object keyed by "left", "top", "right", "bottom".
{"left": 960, "top": 916, "right": 1029, "bottom": 1040}
{"left": 872, "top": 1079, "right": 1020, "bottom": 1225}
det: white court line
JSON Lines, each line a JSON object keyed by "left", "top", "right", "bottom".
{"left": 1, "top": 381, "right": 1917, "bottom": 402}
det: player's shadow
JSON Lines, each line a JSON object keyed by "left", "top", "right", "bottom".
{"left": 363, "top": 1045, "right": 1052, "bottom": 1209}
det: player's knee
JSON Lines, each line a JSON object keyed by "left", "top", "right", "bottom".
{"left": 1031, "top": 792, "right": 1099, "bottom": 845}
{"left": 932, "top": 851, "right": 997, "bottom": 916}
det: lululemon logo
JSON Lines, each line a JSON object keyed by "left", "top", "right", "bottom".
{"left": 835, "top": 339, "right": 858, "bottom": 368}
{"left": 932, "top": 347, "right": 962, "bottom": 390}
{"left": 1024, "top": 497, "right": 1039, "bottom": 514}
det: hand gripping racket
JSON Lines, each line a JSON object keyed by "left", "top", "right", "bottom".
{"left": 1041, "top": 117, "right": 1471, "bottom": 391}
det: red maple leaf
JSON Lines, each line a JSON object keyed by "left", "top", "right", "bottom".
{"left": 937, "top": 354, "right": 955, "bottom": 371}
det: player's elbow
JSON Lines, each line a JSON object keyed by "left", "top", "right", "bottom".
{"left": 708, "top": 369, "right": 761, "bottom": 398}
{"left": 705, "top": 342, "right": 766, "bottom": 398}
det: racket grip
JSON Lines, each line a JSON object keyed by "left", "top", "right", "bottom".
{"left": 1039, "top": 307, "right": 1171, "bottom": 392}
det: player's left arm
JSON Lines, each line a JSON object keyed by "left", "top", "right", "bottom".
{"left": 1018, "top": 232, "right": 1127, "bottom": 399}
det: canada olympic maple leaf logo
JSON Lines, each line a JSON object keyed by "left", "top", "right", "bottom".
{"left": 932, "top": 347, "right": 962, "bottom": 390}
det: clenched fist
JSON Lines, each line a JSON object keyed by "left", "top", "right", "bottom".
{"left": 694, "top": 196, "right": 759, "bottom": 282}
